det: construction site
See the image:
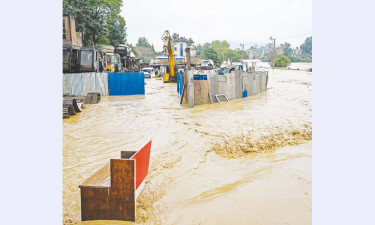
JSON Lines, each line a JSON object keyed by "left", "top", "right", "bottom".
{"left": 63, "top": 7, "right": 312, "bottom": 225}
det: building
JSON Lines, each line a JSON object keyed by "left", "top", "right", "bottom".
{"left": 63, "top": 14, "right": 82, "bottom": 49}
{"left": 135, "top": 46, "right": 155, "bottom": 67}
{"left": 293, "top": 47, "right": 302, "bottom": 57}
{"left": 247, "top": 47, "right": 260, "bottom": 59}
{"left": 276, "top": 44, "right": 284, "bottom": 56}
{"left": 163, "top": 33, "right": 196, "bottom": 58}
{"left": 155, "top": 33, "right": 200, "bottom": 73}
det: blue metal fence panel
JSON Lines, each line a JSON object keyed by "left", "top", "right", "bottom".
{"left": 177, "top": 71, "right": 183, "bottom": 95}
{"left": 108, "top": 72, "right": 145, "bottom": 96}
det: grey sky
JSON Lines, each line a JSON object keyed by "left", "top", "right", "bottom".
{"left": 121, "top": 0, "right": 312, "bottom": 51}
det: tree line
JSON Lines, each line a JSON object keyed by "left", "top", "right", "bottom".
{"left": 272, "top": 36, "right": 312, "bottom": 67}
{"left": 136, "top": 37, "right": 156, "bottom": 54}
{"left": 262, "top": 36, "right": 312, "bottom": 63}
{"left": 63, "top": 0, "right": 127, "bottom": 47}
{"left": 196, "top": 41, "right": 249, "bottom": 67}
{"left": 195, "top": 36, "right": 312, "bottom": 67}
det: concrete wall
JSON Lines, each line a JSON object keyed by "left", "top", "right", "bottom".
{"left": 186, "top": 70, "right": 268, "bottom": 107}
{"left": 63, "top": 72, "right": 109, "bottom": 96}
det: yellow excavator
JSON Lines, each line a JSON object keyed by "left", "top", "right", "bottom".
{"left": 161, "top": 30, "right": 177, "bottom": 83}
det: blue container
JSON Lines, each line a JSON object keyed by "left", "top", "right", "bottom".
{"left": 108, "top": 72, "right": 145, "bottom": 95}
{"left": 243, "top": 90, "right": 248, "bottom": 98}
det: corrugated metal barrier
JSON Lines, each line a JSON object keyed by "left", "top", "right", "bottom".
{"left": 63, "top": 73, "right": 109, "bottom": 96}
{"left": 108, "top": 72, "right": 145, "bottom": 96}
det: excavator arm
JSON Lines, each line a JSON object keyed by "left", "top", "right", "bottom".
{"left": 161, "top": 30, "right": 176, "bottom": 83}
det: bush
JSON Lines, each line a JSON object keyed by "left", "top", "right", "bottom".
{"left": 289, "top": 56, "right": 312, "bottom": 62}
{"left": 274, "top": 55, "right": 291, "bottom": 67}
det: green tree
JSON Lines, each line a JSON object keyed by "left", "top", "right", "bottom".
{"left": 196, "top": 44, "right": 204, "bottom": 57}
{"left": 212, "top": 40, "right": 230, "bottom": 61}
{"left": 196, "top": 44, "right": 203, "bottom": 56}
{"left": 151, "top": 44, "right": 156, "bottom": 55}
{"left": 202, "top": 48, "right": 222, "bottom": 67}
{"left": 274, "top": 55, "right": 291, "bottom": 67}
{"left": 136, "top": 37, "right": 151, "bottom": 48}
{"left": 107, "top": 15, "right": 127, "bottom": 46}
{"left": 63, "top": 0, "right": 126, "bottom": 47}
{"left": 224, "top": 49, "right": 237, "bottom": 64}
{"left": 300, "top": 36, "right": 312, "bottom": 55}
{"left": 283, "top": 42, "right": 293, "bottom": 57}
{"left": 237, "top": 50, "right": 249, "bottom": 60}
{"left": 266, "top": 43, "right": 274, "bottom": 49}
{"left": 196, "top": 42, "right": 211, "bottom": 57}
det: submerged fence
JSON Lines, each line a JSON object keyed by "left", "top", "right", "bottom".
{"left": 108, "top": 72, "right": 145, "bottom": 96}
{"left": 183, "top": 70, "right": 268, "bottom": 107}
{"left": 63, "top": 72, "right": 109, "bottom": 96}
{"left": 63, "top": 72, "right": 145, "bottom": 96}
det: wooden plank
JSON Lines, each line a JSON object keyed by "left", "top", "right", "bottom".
{"left": 202, "top": 80, "right": 211, "bottom": 104}
{"left": 80, "top": 163, "right": 111, "bottom": 188}
{"left": 193, "top": 80, "right": 200, "bottom": 105}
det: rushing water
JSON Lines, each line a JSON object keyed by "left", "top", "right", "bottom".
{"left": 63, "top": 63, "right": 312, "bottom": 224}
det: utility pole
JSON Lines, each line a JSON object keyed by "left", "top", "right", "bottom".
{"left": 185, "top": 46, "right": 191, "bottom": 70}
{"left": 269, "top": 36, "right": 276, "bottom": 69}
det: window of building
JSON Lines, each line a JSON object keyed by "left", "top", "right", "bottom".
{"left": 63, "top": 19, "right": 66, "bottom": 40}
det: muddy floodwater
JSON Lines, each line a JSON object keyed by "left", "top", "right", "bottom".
{"left": 63, "top": 63, "right": 312, "bottom": 224}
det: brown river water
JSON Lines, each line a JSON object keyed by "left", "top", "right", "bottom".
{"left": 63, "top": 63, "right": 312, "bottom": 225}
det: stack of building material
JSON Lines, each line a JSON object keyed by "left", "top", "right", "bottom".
{"left": 63, "top": 98, "right": 79, "bottom": 119}
{"left": 64, "top": 98, "right": 81, "bottom": 112}
{"left": 74, "top": 96, "right": 86, "bottom": 103}
{"left": 83, "top": 92, "right": 101, "bottom": 104}
{"left": 63, "top": 94, "right": 95, "bottom": 119}
{"left": 63, "top": 107, "right": 70, "bottom": 119}
{"left": 63, "top": 104, "right": 76, "bottom": 118}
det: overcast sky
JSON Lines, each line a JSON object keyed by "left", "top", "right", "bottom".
{"left": 121, "top": 0, "right": 311, "bottom": 51}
